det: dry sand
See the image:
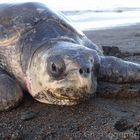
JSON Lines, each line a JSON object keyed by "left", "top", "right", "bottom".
{"left": 0, "top": 25, "right": 140, "bottom": 140}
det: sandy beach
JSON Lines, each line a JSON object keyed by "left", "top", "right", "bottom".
{"left": 0, "top": 25, "right": 140, "bottom": 140}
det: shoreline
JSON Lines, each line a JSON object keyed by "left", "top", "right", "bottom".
{"left": 83, "top": 23, "right": 140, "bottom": 32}
{"left": 84, "top": 23, "right": 140, "bottom": 32}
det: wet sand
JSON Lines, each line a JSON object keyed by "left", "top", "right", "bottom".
{"left": 0, "top": 25, "right": 140, "bottom": 140}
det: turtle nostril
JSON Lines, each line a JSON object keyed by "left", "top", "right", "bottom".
{"left": 86, "top": 68, "right": 90, "bottom": 74}
{"left": 79, "top": 68, "right": 83, "bottom": 74}
{"left": 79, "top": 67, "right": 90, "bottom": 76}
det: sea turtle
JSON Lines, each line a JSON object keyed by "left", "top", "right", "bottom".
{"left": 0, "top": 2, "right": 140, "bottom": 111}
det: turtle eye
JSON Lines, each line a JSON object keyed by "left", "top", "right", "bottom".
{"left": 51, "top": 63, "right": 57, "bottom": 72}
{"left": 47, "top": 56, "right": 66, "bottom": 78}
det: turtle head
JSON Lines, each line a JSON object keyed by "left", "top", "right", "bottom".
{"left": 27, "top": 41, "right": 100, "bottom": 105}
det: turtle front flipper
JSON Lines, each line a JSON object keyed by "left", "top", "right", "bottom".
{"left": 0, "top": 70, "right": 23, "bottom": 111}
{"left": 97, "top": 56, "right": 140, "bottom": 98}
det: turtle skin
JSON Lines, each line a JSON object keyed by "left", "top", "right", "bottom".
{"left": 0, "top": 70, "right": 23, "bottom": 111}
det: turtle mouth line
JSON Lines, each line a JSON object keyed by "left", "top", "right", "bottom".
{"left": 53, "top": 87, "right": 92, "bottom": 100}
{"left": 34, "top": 86, "right": 93, "bottom": 105}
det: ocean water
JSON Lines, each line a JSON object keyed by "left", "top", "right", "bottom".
{"left": 0, "top": 0, "right": 140, "bottom": 30}
{"left": 47, "top": 0, "right": 140, "bottom": 30}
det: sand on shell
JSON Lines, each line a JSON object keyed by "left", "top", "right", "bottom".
{"left": 0, "top": 25, "right": 140, "bottom": 140}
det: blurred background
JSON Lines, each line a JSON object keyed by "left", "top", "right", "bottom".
{"left": 0, "top": 0, "right": 140, "bottom": 30}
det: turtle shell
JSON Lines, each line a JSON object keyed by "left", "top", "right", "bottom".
{"left": 0, "top": 2, "right": 84, "bottom": 47}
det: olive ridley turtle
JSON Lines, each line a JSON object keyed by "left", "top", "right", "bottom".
{"left": 0, "top": 2, "right": 140, "bottom": 111}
